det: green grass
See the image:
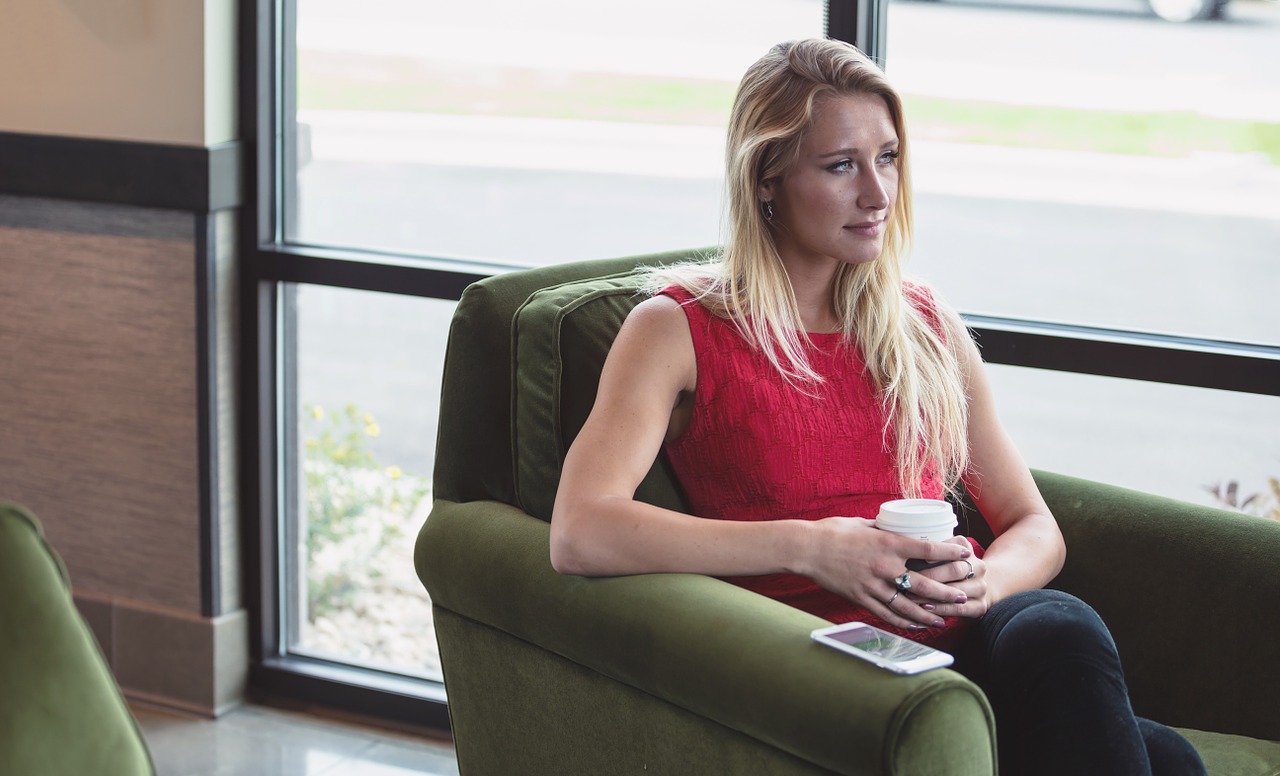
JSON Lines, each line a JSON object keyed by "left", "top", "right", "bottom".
{"left": 903, "top": 96, "right": 1280, "bottom": 164}
{"left": 298, "top": 53, "right": 1280, "bottom": 164}
{"left": 298, "top": 53, "right": 736, "bottom": 126}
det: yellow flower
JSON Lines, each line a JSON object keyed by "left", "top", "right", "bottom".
{"left": 365, "top": 423, "right": 381, "bottom": 438}
{"left": 363, "top": 413, "right": 376, "bottom": 425}
{"left": 386, "top": 466, "right": 402, "bottom": 480}
{"left": 311, "top": 405, "right": 325, "bottom": 421}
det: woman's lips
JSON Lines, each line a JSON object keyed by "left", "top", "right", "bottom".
{"left": 845, "top": 220, "right": 885, "bottom": 238}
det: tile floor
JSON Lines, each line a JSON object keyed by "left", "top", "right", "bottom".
{"left": 131, "top": 701, "right": 460, "bottom": 776}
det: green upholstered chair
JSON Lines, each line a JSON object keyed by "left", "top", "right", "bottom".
{"left": 0, "top": 502, "right": 155, "bottom": 776}
{"left": 415, "top": 249, "right": 1280, "bottom": 776}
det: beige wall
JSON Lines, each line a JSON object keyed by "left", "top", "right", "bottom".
{"left": 0, "top": 0, "right": 244, "bottom": 715}
{"left": 0, "top": 0, "right": 237, "bottom": 145}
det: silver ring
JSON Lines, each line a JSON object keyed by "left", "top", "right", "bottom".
{"left": 887, "top": 591, "right": 900, "bottom": 608}
{"left": 895, "top": 572, "right": 912, "bottom": 592}
{"left": 961, "top": 559, "right": 976, "bottom": 580}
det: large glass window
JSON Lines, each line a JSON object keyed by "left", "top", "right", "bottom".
{"left": 246, "top": 0, "right": 1279, "bottom": 728}
{"left": 285, "top": 285, "right": 453, "bottom": 682}
{"left": 887, "top": 0, "right": 1280, "bottom": 344}
{"left": 881, "top": 0, "right": 1280, "bottom": 515}
{"left": 290, "top": 0, "right": 823, "bottom": 265}
{"left": 988, "top": 364, "right": 1280, "bottom": 512}
{"left": 249, "top": 0, "right": 835, "bottom": 722}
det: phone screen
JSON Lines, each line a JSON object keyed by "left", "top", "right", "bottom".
{"left": 824, "top": 627, "right": 942, "bottom": 663}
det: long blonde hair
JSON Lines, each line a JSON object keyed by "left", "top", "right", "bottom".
{"left": 648, "top": 38, "right": 969, "bottom": 497}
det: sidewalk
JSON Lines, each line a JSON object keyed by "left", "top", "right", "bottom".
{"left": 300, "top": 109, "right": 1280, "bottom": 221}
{"left": 886, "top": 58, "right": 1280, "bottom": 123}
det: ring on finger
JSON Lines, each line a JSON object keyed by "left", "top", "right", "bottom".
{"left": 895, "top": 572, "right": 912, "bottom": 592}
{"left": 887, "top": 591, "right": 900, "bottom": 608}
{"left": 960, "top": 559, "right": 976, "bottom": 580}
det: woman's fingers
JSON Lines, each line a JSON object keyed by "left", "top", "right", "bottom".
{"left": 913, "top": 555, "right": 990, "bottom": 619}
{"left": 877, "top": 585, "right": 946, "bottom": 630}
{"left": 915, "top": 537, "right": 984, "bottom": 584}
{"left": 894, "top": 568, "right": 968, "bottom": 606}
{"left": 907, "top": 536, "right": 971, "bottom": 565}
{"left": 922, "top": 557, "right": 978, "bottom": 584}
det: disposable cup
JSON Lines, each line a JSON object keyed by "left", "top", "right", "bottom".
{"left": 875, "top": 499, "right": 957, "bottom": 542}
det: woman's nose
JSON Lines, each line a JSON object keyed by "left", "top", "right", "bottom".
{"left": 857, "top": 171, "right": 890, "bottom": 211}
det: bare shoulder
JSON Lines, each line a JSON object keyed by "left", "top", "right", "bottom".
{"left": 605, "top": 294, "right": 696, "bottom": 393}
{"left": 616, "top": 294, "right": 693, "bottom": 351}
{"left": 626, "top": 293, "right": 687, "bottom": 328}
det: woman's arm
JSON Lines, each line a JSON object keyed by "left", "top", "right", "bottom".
{"left": 550, "top": 295, "right": 971, "bottom": 630}
{"left": 920, "top": 305, "right": 1067, "bottom": 617}
{"left": 549, "top": 295, "right": 809, "bottom": 577}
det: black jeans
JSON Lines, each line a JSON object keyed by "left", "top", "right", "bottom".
{"left": 954, "top": 589, "right": 1207, "bottom": 776}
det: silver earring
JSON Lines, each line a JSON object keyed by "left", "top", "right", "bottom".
{"left": 763, "top": 201, "right": 775, "bottom": 221}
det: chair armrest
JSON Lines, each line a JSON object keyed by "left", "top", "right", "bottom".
{"left": 417, "top": 499, "right": 995, "bottom": 776}
{"left": 1036, "top": 470, "right": 1280, "bottom": 741}
{"left": 0, "top": 502, "right": 155, "bottom": 776}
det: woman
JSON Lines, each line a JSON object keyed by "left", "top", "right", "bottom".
{"left": 550, "top": 38, "right": 1204, "bottom": 776}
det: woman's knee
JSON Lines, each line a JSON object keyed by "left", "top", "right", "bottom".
{"left": 984, "top": 590, "right": 1121, "bottom": 675}
{"left": 1139, "top": 718, "right": 1208, "bottom": 776}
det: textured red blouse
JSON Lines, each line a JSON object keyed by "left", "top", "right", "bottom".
{"left": 659, "top": 284, "right": 979, "bottom": 649}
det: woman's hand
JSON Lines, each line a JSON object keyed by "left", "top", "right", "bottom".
{"left": 912, "top": 535, "right": 991, "bottom": 619}
{"left": 799, "top": 518, "right": 974, "bottom": 631}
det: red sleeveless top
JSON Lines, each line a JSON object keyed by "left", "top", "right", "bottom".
{"left": 659, "top": 284, "right": 978, "bottom": 649}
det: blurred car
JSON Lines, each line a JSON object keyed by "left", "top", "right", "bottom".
{"left": 909, "top": 0, "right": 1232, "bottom": 22}
{"left": 1145, "top": 0, "right": 1227, "bottom": 20}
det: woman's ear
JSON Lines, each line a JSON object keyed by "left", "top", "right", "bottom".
{"left": 757, "top": 179, "right": 776, "bottom": 204}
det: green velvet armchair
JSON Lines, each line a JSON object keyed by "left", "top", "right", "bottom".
{"left": 0, "top": 502, "right": 155, "bottom": 776}
{"left": 415, "top": 250, "right": 1280, "bottom": 776}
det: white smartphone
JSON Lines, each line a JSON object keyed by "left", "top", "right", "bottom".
{"left": 811, "top": 622, "right": 954, "bottom": 675}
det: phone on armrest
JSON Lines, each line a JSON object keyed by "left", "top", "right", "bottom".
{"left": 811, "top": 622, "right": 954, "bottom": 674}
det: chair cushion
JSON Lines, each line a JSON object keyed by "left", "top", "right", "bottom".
{"left": 511, "top": 270, "right": 688, "bottom": 522}
{"left": 1176, "top": 727, "right": 1280, "bottom": 776}
{"left": 437, "top": 255, "right": 667, "bottom": 505}
{"left": 0, "top": 502, "right": 154, "bottom": 775}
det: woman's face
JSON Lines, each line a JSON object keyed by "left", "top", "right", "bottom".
{"left": 762, "top": 92, "right": 900, "bottom": 272}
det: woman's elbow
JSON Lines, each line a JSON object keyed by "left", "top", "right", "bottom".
{"left": 1042, "top": 515, "right": 1067, "bottom": 577}
{"left": 548, "top": 507, "right": 590, "bottom": 576}
{"left": 1052, "top": 529, "right": 1068, "bottom": 576}
{"left": 548, "top": 530, "right": 580, "bottom": 576}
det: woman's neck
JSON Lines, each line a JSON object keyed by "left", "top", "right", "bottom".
{"left": 784, "top": 261, "right": 841, "bottom": 334}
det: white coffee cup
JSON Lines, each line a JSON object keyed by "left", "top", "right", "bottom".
{"left": 875, "top": 499, "right": 957, "bottom": 542}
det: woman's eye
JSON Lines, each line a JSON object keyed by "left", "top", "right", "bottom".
{"left": 879, "top": 150, "right": 901, "bottom": 165}
{"left": 828, "top": 160, "right": 853, "bottom": 173}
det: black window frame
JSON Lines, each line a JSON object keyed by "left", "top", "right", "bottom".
{"left": 237, "top": 0, "right": 1280, "bottom": 733}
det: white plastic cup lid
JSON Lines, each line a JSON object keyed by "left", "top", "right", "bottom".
{"left": 875, "top": 499, "right": 957, "bottom": 533}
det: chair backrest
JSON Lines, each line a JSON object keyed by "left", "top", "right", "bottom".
{"left": 433, "top": 249, "right": 701, "bottom": 520}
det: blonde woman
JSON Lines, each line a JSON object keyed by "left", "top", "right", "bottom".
{"left": 551, "top": 38, "right": 1204, "bottom": 776}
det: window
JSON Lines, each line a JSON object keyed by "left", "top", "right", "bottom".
{"left": 288, "top": 0, "right": 824, "bottom": 265}
{"left": 882, "top": 0, "right": 1280, "bottom": 505}
{"left": 886, "top": 0, "right": 1280, "bottom": 344}
{"left": 285, "top": 285, "right": 453, "bottom": 682}
{"left": 245, "top": 0, "right": 835, "bottom": 725}
{"left": 987, "top": 364, "right": 1280, "bottom": 510}
{"left": 243, "top": 0, "right": 1279, "bottom": 728}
